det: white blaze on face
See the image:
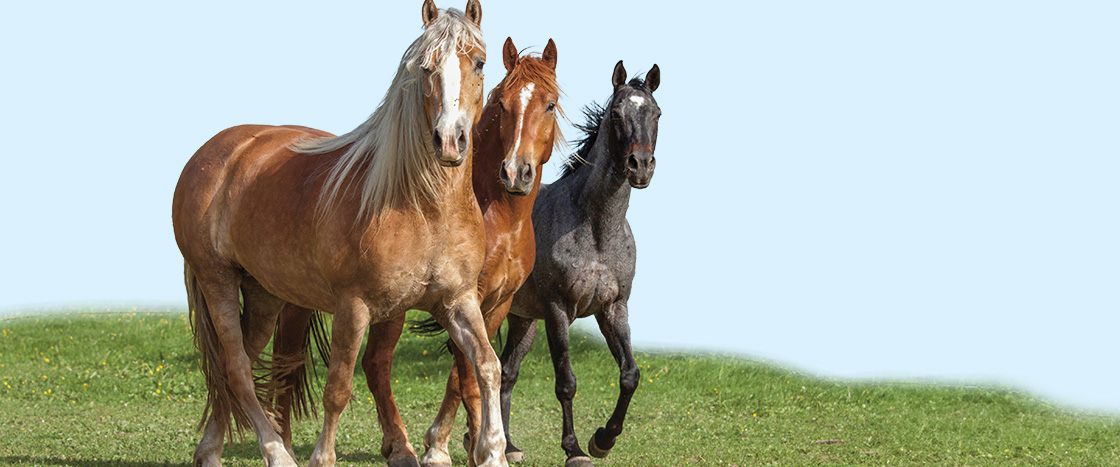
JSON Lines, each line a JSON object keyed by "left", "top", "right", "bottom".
{"left": 629, "top": 95, "right": 645, "bottom": 108}
{"left": 438, "top": 51, "right": 462, "bottom": 135}
{"left": 511, "top": 82, "right": 535, "bottom": 156}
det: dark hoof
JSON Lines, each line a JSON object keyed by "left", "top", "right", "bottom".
{"left": 505, "top": 448, "right": 524, "bottom": 464}
{"left": 587, "top": 428, "right": 612, "bottom": 459}
{"left": 462, "top": 432, "right": 472, "bottom": 454}
{"left": 564, "top": 456, "right": 594, "bottom": 467}
{"left": 387, "top": 456, "right": 421, "bottom": 467}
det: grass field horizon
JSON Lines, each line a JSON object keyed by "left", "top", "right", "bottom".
{"left": 2, "top": 308, "right": 1118, "bottom": 465}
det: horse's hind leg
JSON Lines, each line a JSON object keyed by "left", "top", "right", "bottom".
{"left": 196, "top": 280, "right": 289, "bottom": 464}
{"left": 362, "top": 314, "right": 421, "bottom": 467}
{"left": 272, "top": 303, "right": 315, "bottom": 458}
{"left": 587, "top": 302, "right": 638, "bottom": 459}
{"left": 309, "top": 297, "right": 371, "bottom": 467}
{"left": 193, "top": 273, "right": 295, "bottom": 467}
{"left": 498, "top": 313, "right": 537, "bottom": 463}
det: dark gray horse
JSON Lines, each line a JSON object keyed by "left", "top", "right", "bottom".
{"left": 500, "top": 60, "right": 660, "bottom": 467}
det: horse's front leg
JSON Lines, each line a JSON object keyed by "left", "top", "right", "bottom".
{"left": 439, "top": 292, "right": 507, "bottom": 467}
{"left": 363, "top": 314, "right": 421, "bottom": 467}
{"left": 587, "top": 301, "right": 639, "bottom": 459}
{"left": 451, "top": 298, "right": 515, "bottom": 462}
{"left": 309, "top": 296, "right": 372, "bottom": 467}
{"left": 542, "top": 304, "right": 592, "bottom": 467}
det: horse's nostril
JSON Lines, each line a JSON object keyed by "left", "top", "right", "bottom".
{"left": 627, "top": 156, "right": 639, "bottom": 170}
{"left": 519, "top": 164, "right": 534, "bottom": 184}
{"left": 433, "top": 133, "right": 443, "bottom": 149}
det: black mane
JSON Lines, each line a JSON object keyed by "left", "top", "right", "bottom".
{"left": 558, "top": 77, "right": 651, "bottom": 179}
{"left": 558, "top": 101, "right": 605, "bottom": 179}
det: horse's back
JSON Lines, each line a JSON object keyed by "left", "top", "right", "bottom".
{"left": 172, "top": 124, "right": 333, "bottom": 275}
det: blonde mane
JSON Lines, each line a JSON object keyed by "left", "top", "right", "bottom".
{"left": 294, "top": 8, "right": 485, "bottom": 221}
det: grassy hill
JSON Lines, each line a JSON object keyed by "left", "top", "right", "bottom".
{"left": 1, "top": 309, "right": 1117, "bottom": 466}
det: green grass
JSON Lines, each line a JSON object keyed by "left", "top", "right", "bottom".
{"left": 1, "top": 309, "right": 1118, "bottom": 466}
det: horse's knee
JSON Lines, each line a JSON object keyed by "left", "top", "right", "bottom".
{"left": 555, "top": 376, "right": 577, "bottom": 401}
{"left": 501, "top": 365, "right": 519, "bottom": 389}
{"left": 474, "top": 356, "right": 501, "bottom": 388}
{"left": 360, "top": 350, "right": 377, "bottom": 376}
{"left": 620, "top": 366, "right": 640, "bottom": 394}
{"left": 323, "top": 378, "right": 353, "bottom": 413}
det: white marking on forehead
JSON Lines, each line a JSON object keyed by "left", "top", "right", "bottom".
{"left": 629, "top": 95, "right": 645, "bottom": 107}
{"left": 519, "top": 82, "right": 535, "bottom": 110}
{"left": 511, "top": 82, "right": 536, "bottom": 158}
{"left": 438, "top": 51, "right": 462, "bottom": 130}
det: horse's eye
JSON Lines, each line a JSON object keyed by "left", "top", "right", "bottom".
{"left": 475, "top": 59, "right": 485, "bottom": 71}
{"left": 546, "top": 102, "right": 556, "bottom": 112}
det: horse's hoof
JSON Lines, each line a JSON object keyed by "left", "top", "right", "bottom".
{"left": 419, "top": 450, "right": 452, "bottom": 467}
{"left": 504, "top": 448, "right": 524, "bottom": 464}
{"left": 587, "top": 429, "right": 612, "bottom": 459}
{"left": 388, "top": 456, "right": 422, "bottom": 467}
{"left": 462, "top": 432, "right": 472, "bottom": 453}
{"left": 564, "top": 456, "right": 594, "bottom": 467}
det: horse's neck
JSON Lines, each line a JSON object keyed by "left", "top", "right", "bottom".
{"left": 573, "top": 138, "right": 631, "bottom": 229}
{"left": 412, "top": 150, "right": 475, "bottom": 222}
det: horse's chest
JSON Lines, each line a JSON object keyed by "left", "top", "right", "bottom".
{"left": 358, "top": 226, "right": 483, "bottom": 314}
{"left": 478, "top": 224, "right": 534, "bottom": 309}
{"left": 563, "top": 257, "right": 622, "bottom": 318}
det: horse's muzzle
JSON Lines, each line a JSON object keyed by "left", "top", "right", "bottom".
{"left": 626, "top": 153, "right": 655, "bottom": 188}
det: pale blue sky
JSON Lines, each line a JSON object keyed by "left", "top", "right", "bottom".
{"left": 2, "top": 1, "right": 1117, "bottom": 412}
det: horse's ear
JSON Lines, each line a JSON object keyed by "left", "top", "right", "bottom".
{"left": 542, "top": 39, "right": 558, "bottom": 70}
{"left": 645, "top": 64, "right": 660, "bottom": 92}
{"left": 503, "top": 37, "right": 518, "bottom": 72}
{"left": 612, "top": 60, "right": 627, "bottom": 89}
{"left": 422, "top": 0, "right": 439, "bottom": 27}
{"left": 464, "top": 0, "right": 482, "bottom": 26}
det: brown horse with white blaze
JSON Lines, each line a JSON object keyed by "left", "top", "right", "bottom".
{"left": 171, "top": 2, "right": 507, "bottom": 467}
{"left": 270, "top": 38, "right": 563, "bottom": 467}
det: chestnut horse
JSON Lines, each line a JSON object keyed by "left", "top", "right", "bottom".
{"left": 270, "top": 38, "right": 563, "bottom": 467}
{"left": 500, "top": 61, "right": 660, "bottom": 467}
{"left": 171, "top": 2, "right": 508, "bottom": 467}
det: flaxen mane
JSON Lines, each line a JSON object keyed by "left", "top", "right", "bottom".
{"left": 294, "top": 8, "right": 485, "bottom": 220}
